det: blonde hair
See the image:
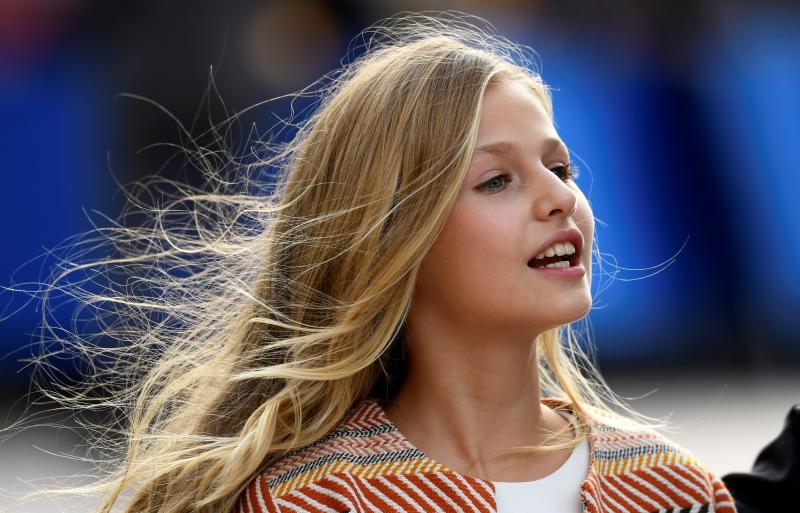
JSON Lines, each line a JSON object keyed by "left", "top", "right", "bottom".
{"left": 12, "top": 12, "right": 667, "bottom": 513}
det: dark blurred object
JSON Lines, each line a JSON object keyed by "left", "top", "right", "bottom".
{"left": 723, "top": 404, "right": 800, "bottom": 513}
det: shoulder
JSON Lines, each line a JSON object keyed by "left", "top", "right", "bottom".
{"left": 546, "top": 396, "right": 714, "bottom": 475}
{"left": 582, "top": 413, "right": 737, "bottom": 512}
{"left": 589, "top": 415, "right": 702, "bottom": 471}
{"left": 237, "top": 397, "right": 448, "bottom": 508}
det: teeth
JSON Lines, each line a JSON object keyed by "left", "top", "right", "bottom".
{"left": 545, "top": 260, "right": 570, "bottom": 268}
{"left": 534, "top": 241, "right": 576, "bottom": 260}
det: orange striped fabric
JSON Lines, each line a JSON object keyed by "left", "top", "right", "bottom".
{"left": 236, "top": 398, "right": 737, "bottom": 513}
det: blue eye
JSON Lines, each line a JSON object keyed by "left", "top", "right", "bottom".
{"left": 477, "top": 173, "right": 512, "bottom": 193}
{"left": 477, "top": 164, "right": 579, "bottom": 193}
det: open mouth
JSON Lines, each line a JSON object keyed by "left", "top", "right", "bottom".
{"left": 527, "top": 250, "right": 581, "bottom": 269}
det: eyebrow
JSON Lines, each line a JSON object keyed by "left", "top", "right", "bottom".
{"left": 472, "top": 138, "right": 568, "bottom": 158}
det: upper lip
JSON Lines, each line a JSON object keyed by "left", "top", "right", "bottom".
{"left": 528, "top": 228, "right": 584, "bottom": 264}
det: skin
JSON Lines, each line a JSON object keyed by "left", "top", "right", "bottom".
{"left": 384, "top": 78, "right": 595, "bottom": 482}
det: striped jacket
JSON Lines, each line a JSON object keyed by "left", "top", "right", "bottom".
{"left": 236, "top": 398, "right": 737, "bottom": 513}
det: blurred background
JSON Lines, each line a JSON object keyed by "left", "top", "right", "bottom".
{"left": 1, "top": 0, "right": 798, "bottom": 510}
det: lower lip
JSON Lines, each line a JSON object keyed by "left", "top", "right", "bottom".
{"left": 529, "top": 261, "right": 586, "bottom": 278}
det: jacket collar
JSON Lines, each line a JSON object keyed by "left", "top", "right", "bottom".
{"left": 359, "top": 396, "right": 604, "bottom": 510}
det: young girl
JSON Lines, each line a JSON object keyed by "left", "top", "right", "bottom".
{"left": 21, "top": 13, "right": 736, "bottom": 513}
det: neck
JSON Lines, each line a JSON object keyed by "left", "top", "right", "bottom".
{"left": 383, "top": 316, "right": 571, "bottom": 480}
{"left": 393, "top": 331, "right": 544, "bottom": 423}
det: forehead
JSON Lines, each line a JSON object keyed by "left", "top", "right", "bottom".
{"left": 475, "top": 79, "right": 558, "bottom": 147}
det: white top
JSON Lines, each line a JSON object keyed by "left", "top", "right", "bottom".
{"left": 492, "top": 411, "right": 590, "bottom": 513}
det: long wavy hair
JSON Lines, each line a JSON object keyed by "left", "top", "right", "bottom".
{"left": 10, "top": 12, "right": 667, "bottom": 513}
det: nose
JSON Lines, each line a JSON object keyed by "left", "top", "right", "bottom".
{"left": 531, "top": 170, "right": 579, "bottom": 220}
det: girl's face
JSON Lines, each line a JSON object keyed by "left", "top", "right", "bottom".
{"left": 412, "top": 78, "right": 594, "bottom": 336}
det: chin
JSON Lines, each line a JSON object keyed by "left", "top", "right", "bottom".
{"left": 540, "top": 298, "right": 592, "bottom": 327}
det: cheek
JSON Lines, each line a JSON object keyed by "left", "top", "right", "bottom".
{"left": 576, "top": 199, "right": 593, "bottom": 240}
{"left": 572, "top": 192, "right": 594, "bottom": 275}
{"left": 424, "top": 205, "right": 523, "bottom": 290}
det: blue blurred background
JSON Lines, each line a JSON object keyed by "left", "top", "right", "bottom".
{"left": 0, "top": 1, "right": 798, "bottom": 504}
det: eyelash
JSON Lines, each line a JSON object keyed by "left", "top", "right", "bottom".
{"left": 477, "top": 163, "right": 580, "bottom": 193}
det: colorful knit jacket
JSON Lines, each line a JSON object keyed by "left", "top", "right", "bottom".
{"left": 236, "top": 398, "right": 738, "bottom": 513}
